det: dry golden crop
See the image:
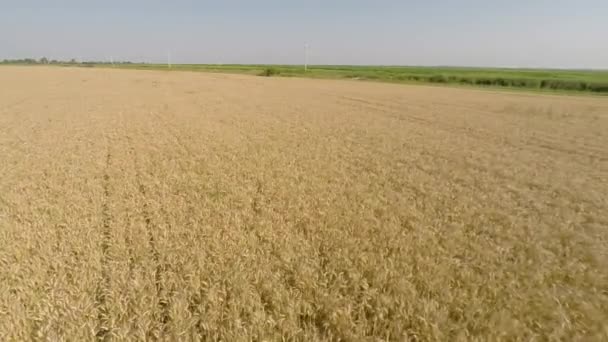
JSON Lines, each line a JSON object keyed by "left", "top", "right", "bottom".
{"left": 1, "top": 66, "right": 607, "bottom": 341}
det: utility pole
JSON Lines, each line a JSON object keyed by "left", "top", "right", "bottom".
{"left": 304, "top": 43, "right": 309, "bottom": 72}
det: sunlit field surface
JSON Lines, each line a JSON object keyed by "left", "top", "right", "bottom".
{"left": 1, "top": 66, "right": 607, "bottom": 340}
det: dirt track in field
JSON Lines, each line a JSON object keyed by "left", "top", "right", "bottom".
{"left": 1, "top": 66, "right": 607, "bottom": 340}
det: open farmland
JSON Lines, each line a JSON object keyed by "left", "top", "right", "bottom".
{"left": 1, "top": 66, "right": 608, "bottom": 340}
{"left": 6, "top": 61, "right": 608, "bottom": 94}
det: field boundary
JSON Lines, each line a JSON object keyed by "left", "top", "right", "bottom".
{"left": 2, "top": 63, "right": 608, "bottom": 96}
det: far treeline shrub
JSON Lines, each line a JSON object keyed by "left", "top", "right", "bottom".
{"left": 260, "top": 68, "right": 280, "bottom": 77}
{"left": 428, "top": 75, "right": 448, "bottom": 83}
{"left": 540, "top": 79, "right": 587, "bottom": 91}
{"left": 415, "top": 74, "right": 608, "bottom": 93}
{"left": 586, "top": 83, "right": 608, "bottom": 92}
{"left": 538, "top": 80, "right": 608, "bottom": 93}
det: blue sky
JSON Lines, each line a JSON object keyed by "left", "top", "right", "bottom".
{"left": 1, "top": 0, "right": 607, "bottom": 68}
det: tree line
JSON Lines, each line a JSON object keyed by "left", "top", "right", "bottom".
{"left": 1, "top": 58, "right": 134, "bottom": 65}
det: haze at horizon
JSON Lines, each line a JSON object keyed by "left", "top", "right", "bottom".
{"left": 1, "top": 0, "right": 607, "bottom": 69}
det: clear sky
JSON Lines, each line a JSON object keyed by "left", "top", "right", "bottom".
{"left": 1, "top": 0, "right": 607, "bottom": 68}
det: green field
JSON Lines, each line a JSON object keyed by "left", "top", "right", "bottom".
{"left": 4, "top": 60, "right": 608, "bottom": 93}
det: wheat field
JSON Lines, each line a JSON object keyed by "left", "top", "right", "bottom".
{"left": 1, "top": 66, "right": 607, "bottom": 341}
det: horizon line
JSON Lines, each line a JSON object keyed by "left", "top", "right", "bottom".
{"left": 2, "top": 58, "right": 608, "bottom": 72}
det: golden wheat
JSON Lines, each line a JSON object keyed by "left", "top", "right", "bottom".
{"left": 0, "top": 66, "right": 607, "bottom": 341}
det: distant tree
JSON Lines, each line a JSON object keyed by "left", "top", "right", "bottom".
{"left": 260, "top": 68, "right": 280, "bottom": 77}
{"left": 39, "top": 57, "right": 49, "bottom": 64}
{"left": 69, "top": 58, "right": 77, "bottom": 64}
